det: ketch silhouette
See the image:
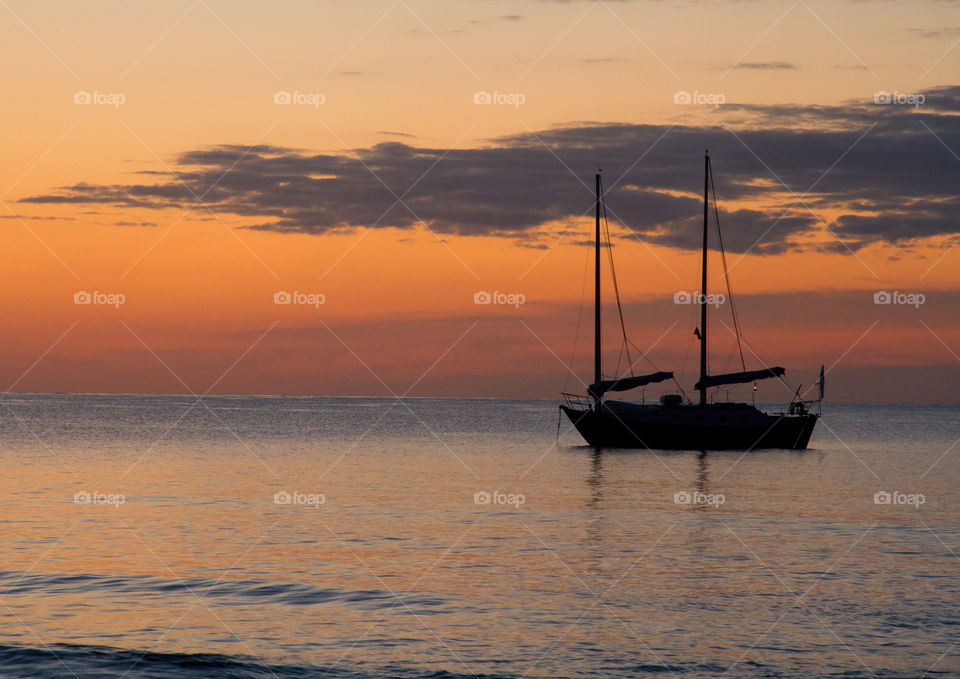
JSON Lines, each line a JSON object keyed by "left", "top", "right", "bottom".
{"left": 561, "top": 152, "right": 821, "bottom": 450}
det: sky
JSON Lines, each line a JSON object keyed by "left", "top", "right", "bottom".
{"left": 2, "top": 0, "right": 960, "bottom": 402}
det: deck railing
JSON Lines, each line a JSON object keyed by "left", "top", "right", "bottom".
{"left": 561, "top": 393, "right": 593, "bottom": 410}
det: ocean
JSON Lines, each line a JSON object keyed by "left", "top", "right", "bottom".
{"left": 0, "top": 394, "right": 956, "bottom": 678}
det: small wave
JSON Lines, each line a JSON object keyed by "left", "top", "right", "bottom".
{"left": 0, "top": 570, "right": 448, "bottom": 612}
{"left": 0, "top": 643, "right": 518, "bottom": 679}
{"left": 0, "top": 644, "right": 337, "bottom": 679}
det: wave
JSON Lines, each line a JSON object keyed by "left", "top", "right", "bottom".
{"left": 0, "top": 570, "right": 448, "bottom": 612}
{"left": 0, "top": 642, "right": 518, "bottom": 679}
{"left": 1, "top": 643, "right": 931, "bottom": 679}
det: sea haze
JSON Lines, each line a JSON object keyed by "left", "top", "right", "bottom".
{"left": 0, "top": 395, "right": 956, "bottom": 678}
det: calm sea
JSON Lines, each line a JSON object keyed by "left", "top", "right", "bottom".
{"left": 0, "top": 395, "right": 957, "bottom": 678}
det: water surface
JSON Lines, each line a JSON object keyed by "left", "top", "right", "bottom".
{"left": 0, "top": 395, "right": 957, "bottom": 677}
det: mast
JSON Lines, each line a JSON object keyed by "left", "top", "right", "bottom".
{"left": 594, "top": 172, "right": 602, "bottom": 402}
{"left": 698, "top": 152, "right": 709, "bottom": 406}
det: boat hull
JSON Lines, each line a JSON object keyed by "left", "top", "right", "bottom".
{"left": 561, "top": 400, "right": 818, "bottom": 450}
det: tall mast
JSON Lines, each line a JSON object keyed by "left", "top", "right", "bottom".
{"left": 698, "top": 152, "right": 709, "bottom": 407}
{"left": 594, "top": 172, "right": 602, "bottom": 401}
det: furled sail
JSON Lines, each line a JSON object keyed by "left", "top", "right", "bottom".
{"left": 694, "top": 367, "right": 785, "bottom": 390}
{"left": 589, "top": 371, "right": 674, "bottom": 397}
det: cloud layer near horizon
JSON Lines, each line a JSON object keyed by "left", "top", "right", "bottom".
{"left": 22, "top": 87, "right": 960, "bottom": 254}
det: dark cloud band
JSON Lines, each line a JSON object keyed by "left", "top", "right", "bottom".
{"left": 21, "top": 86, "right": 960, "bottom": 254}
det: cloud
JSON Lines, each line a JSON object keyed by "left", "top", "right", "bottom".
{"left": 0, "top": 214, "right": 71, "bottom": 220}
{"left": 909, "top": 26, "right": 960, "bottom": 39}
{"left": 20, "top": 86, "right": 960, "bottom": 254}
{"left": 377, "top": 130, "right": 417, "bottom": 138}
{"left": 733, "top": 61, "right": 798, "bottom": 70}
{"left": 580, "top": 56, "right": 630, "bottom": 64}
{"left": 634, "top": 208, "right": 817, "bottom": 254}
{"left": 833, "top": 200, "right": 960, "bottom": 247}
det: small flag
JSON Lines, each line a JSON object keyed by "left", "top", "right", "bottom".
{"left": 818, "top": 365, "right": 825, "bottom": 400}
{"left": 693, "top": 327, "right": 701, "bottom": 339}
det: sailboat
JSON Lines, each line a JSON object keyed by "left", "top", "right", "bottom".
{"left": 560, "top": 152, "right": 821, "bottom": 450}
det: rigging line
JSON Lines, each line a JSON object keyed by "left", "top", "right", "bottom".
{"left": 614, "top": 342, "right": 625, "bottom": 379}
{"left": 556, "top": 406, "right": 563, "bottom": 445}
{"left": 720, "top": 340, "right": 738, "bottom": 374}
{"left": 708, "top": 157, "right": 746, "bottom": 372}
{"left": 562, "top": 222, "right": 592, "bottom": 395}
{"left": 600, "top": 175, "right": 634, "bottom": 375}
{"left": 623, "top": 335, "right": 689, "bottom": 401}
{"left": 601, "top": 179, "right": 630, "bottom": 373}
{"left": 680, "top": 257, "right": 702, "bottom": 399}
{"left": 601, "top": 189, "right": 685, "bottom": 396}
{"left": 599, "top": 278, "right": 687, "bottom": 400}
{"left": 679, "top": 330, "right": 694, "bottom": 401}
{"left": 597, "top": 176, "right": 689, "bottom": 401}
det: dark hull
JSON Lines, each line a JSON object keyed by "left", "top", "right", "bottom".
{"left": 561, "top": 401, "right": 818, "bottom": 450}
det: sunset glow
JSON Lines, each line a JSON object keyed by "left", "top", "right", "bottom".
{"left": 2, "top": 0, "right": 959, "bottom": 402}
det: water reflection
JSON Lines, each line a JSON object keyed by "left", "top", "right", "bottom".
{"left": 586, "top": 448, "right": 604, "bottom": 509}
{"left": 693, "top": 450, "right": 710, "bottom": 513}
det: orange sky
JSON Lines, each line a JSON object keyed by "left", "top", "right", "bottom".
{"left": 2, "top": 0, "right": 959, "bottom": 401}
